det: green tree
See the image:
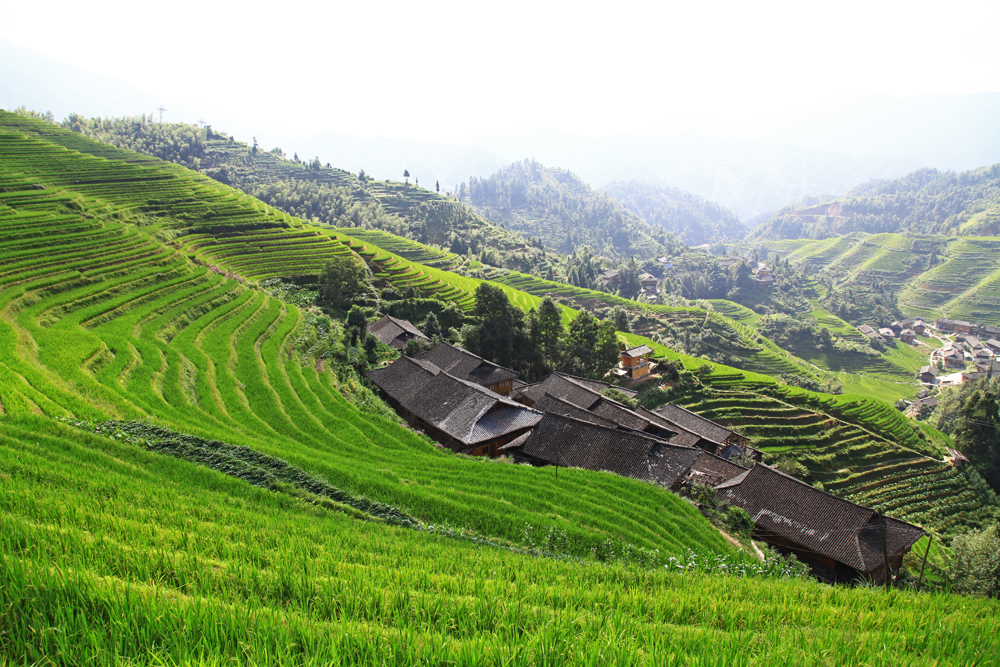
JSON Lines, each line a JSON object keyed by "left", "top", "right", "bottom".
{"left": 464, "top": 283, "right": 528, "bottom": 370}
{"left": 403, "top": 169, "right": 410, "bottom": 185}
{"left": 422, "top": 311, "right": 442, "bottom": 340}
{"left": 953, "top": 389, "right": 1000, "bottom": 490}
{"left": 345, "top": 305, "right": 368, "bottom": 344}
{"left": 562, "top": 311, "right": 619, "bottom": 379}
{"left": 608, "top": 305, "right": 631, "bottom": 333}
{"left": 949, "top": 524, "right": 1000, "bottom": 597}
{"left": 317, "top": 255, "right": 367, "bottom": 312}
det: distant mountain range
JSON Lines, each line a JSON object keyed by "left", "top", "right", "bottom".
{"left": 4, "top": 36, "right": 998, "bottom": 225}
{"left": 459, "top": 159, "right": 681, "bottom": 259}
{"left": 0, "top": 38, "right": 180, "bottom": 122}
{"left": 603, "top": 180, "right": 745, "bottom": 245}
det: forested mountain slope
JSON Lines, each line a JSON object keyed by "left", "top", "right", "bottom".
{"left": 461, "top": 159, "right": 684, "bottom": 259}
{"left": 751, "top": 164, "right": 1000, "bottom": 240}
{"left": 604, "top": 180, "right": 745, "bottom": 245}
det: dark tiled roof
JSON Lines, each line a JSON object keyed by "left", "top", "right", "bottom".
{"left": 413, "top": 342, "right": 518, "bottom": 387}
{"left": 590, "top": 398, "right": 651, "bottom": 431}
{"left": 621, "top": 345, "right": 653, "bottom": 358}
{"left": 520, "top": 373, "right": 602, "bottom": 411}
{"left": 918, "top": 365, "right": 938, "bottom": 376}
{"left": 716, "top": 465, "right": 924, "bottom": 573}
{"left": 368, "top": 315, "right": 428, "bottom": 349}
{"left": 366, "top": 356, "right": 439, "bottom": 405}
{"left": 529, "top": 393, "right": 618, "bottom": 428}
{"left": 858, "top": 325, "right": 877, "bottom": 336}
{"left": 367, "top": 356, "right": 540, "bottom": 446}
{"left": 688, "top": 450, "right": 747, "bottom": 486}
{"left": 506, "top": 413, "right": 698, "bottom": 488}
{"left": 635, "top": 406, "right": 680, "bottom": 435}
{"left": 668, "top": 430, "right": 702, "bottom": 447}
{"left": 523, "top": 373, "right": 659, "bottom": 432}
{"left": 654, "top": 403, "right": 740, "bottom": 447}
{"left": 555, "top": 372, "right": 637, "bottom": 397}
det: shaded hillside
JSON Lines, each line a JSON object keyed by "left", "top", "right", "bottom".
{"left": 604, "top": 180, "right": 745, "bottom": 245}
{"left": 752, "top": 164, "right": 1000, "bottom": 240}
{"left": 462, "top": 159, "right": 683, "bottom": 259}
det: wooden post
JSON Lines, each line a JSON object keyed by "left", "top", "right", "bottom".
{"left": 917, "top": 536, "right": 933, "bottom": 592}
{"left": 880, "top": 512, "right": 891, "bottom": 592}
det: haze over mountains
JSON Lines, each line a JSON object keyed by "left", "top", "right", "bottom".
{"left": 2, "top": 36, "right": 998, "bottom": 223}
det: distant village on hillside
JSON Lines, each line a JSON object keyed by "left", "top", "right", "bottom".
{"left": 365, "top": 314, "right": 925, "bottom": 584}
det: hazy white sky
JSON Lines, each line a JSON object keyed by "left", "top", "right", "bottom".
{"left": 2, "top": 0, "right": 998, "bottom": 142}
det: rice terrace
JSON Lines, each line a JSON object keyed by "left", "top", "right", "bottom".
{"left": 2, "top": 15, "right": 1000, "bottom": 662}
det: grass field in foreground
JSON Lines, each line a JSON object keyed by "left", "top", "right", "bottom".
{"left": 3, "top": 414, "right": 998, "bottom": 667}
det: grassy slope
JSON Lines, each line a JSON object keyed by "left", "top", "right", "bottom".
{"left": 6, "top": 414, "right": 998, "bottom": 666}
{"left": 0, "top": 111, "right": 724, "bottom": 559}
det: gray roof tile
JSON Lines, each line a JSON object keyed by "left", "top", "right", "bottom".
{"left": 716, "top": 465, "right": 923, "bottom": 573}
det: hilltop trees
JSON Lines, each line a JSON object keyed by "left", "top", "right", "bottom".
{"left": 464, "top": 283, "right": 529, "bottom": 370}
{"left": 461, "top": 286, "right": 620, "bottom": 382}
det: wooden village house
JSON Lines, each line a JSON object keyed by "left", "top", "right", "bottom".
{"left": 367, "top": 315, "right": 429, "bottom": 350}
{"left": 516, "top": 372, "right": 677, "bottom": 440}
{"left": 716, "top": 465, "right": 924, "bottom": 583}
{"left": 367, "top": 355, "right": 542, "bottom": 456}
{"left": 413, "top": 342, "right": 519, "bottom": 395}
{"left": 653, "top": 403, "right": 759, "bottom": 461}
{"left": 501, "top": 413, "right": 702, "bottom": 491}
{"left": 619, "top": 344, "right": 653, "bottom": 380}
{"left": 937, "top": 318, "right": 975, "bottom": 334}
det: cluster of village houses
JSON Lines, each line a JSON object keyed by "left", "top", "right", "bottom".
{"left": 366, "top": 314, "right": 924, "bottom": 584}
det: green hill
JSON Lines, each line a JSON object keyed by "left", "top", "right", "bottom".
{"left": 0, "top": 109, "right": 723, "bottom": 556}
{"left": 462, "top": 159, "right": 684, "bottom": 259}
{"left": 604, "top": 179, "right": 746, "bottom": 245}
{"left": 740, "top": 232, "right": 1000, "bottom": 326}
{"left": 751, "top": 164, "right": 1000, "bottom": 240}
{"left": 59, "top": 114, "right": 558, "bottom": 275}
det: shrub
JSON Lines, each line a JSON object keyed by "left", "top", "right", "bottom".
{"left": 726, "top": 506, "right": 755, "bottom": 536}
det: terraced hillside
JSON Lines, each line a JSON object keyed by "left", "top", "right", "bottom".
{"left": 745, "top": 232, "right": 1000, "bottom": 325}
{"left": 9, "top": 414, "right": 1000, "bottom": 665}
{"left": 64, "top": 115, "right": 558, "bottom": 275}
{"left": 4, "top": 112, "right": 1000, "bottom": 664}
{"left": 336, "top": 227, "right": 461, "bottom": 268}
{"left": 751, "top": 163, "right": 1000, "bottom": 240}
{"left": 0, "top": 110, "right": 725, "bottom": 558}
{"left": 664, "top": 388, "right": 996, "bottom": 536}
{"left": 5, "top": 110, "right": 990, "bottom": 543}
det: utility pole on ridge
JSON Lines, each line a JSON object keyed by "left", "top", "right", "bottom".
{"left": 157, "top": 107, "right": 166, "bottom": 123}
